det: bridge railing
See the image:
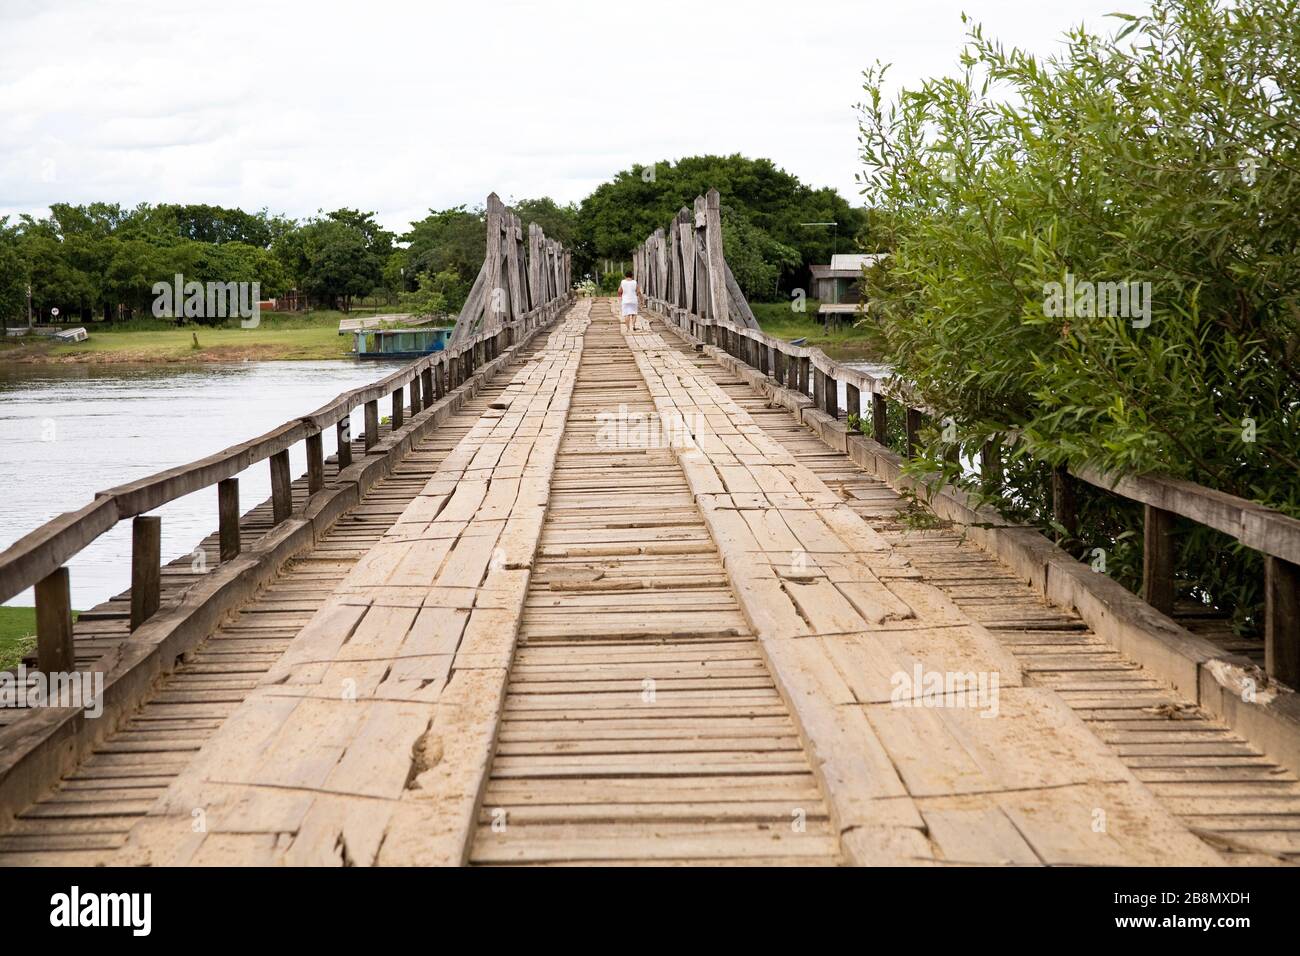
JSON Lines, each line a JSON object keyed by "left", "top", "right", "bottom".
{"left": 449, "top": 194, "right": 571, "bottom": 346}
{"left": 647, "top": 295, "right": 1300, "bottom": 689}
{"left": 633, "top": 188, "right": 760, "bottom": 330}
{"left": 0, "top": 210, "right": 572, "bottom": 676}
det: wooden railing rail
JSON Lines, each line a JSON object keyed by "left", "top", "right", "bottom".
{"left": 1, "top": 204, "right": 572, "bottom": 674}
{"left": 648, "top": 296, "right": 1300, "bottom": 688}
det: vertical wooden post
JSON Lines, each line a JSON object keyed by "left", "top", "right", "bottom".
{"left": 774, "top": 349, "right": 786, "bottom": 387}
{"left": 905, "top": 407, "right": 923, "bottom": 458}
{"left": 871, "top": 393, "right": 887, "bottom": 444}
{"left": 825, "top": 374, "right": 839, "bottom": 419}
{"left": 364, "top": 400, "right": 379, "bottom": 450}
{"left": 218, "top": 477, "right": 240, "bottom": 562}
{"left": 270, "top": 450, "right": 292, "bottom": 524}
{"left": 130, "top": 515, "right": 161, "bottom": 631}
{"left": 798, "top": 357, "right": 810, "bottom": 396}
{"left": 391, "top": 388, "right": 404, "bottom": 430}
{"left": 409, "top": 377, "right": 422, "bottom": 416}
{"left": 1142, "top": 505, "right": 1177, "bottom": 614}
{"left": 1265, "top": 556, "right": 1300, "bottom": 687}
{"left": 336, "top": 417, "right": 353, "bottom": 470}
{"left": 981, "top": 440, "right": 1002, "bottom": 485}
{"left": 423, "top": 366, "right": 435, "bottom": 404}
{"left": 845, "top": 383, "right": 861, "bottom": 424}
{"left": 1051, "top": 465, "right": 1079, "bottom": 543}
{"left": 306, "top": 432, "right": 324, "bottom": 494}
{"left": 35, "top": 567, "right": 75, "bottom": 674}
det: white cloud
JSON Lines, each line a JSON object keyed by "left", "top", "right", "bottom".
{"left": 0, "top": 0, "right": 1134, "bottom": 231}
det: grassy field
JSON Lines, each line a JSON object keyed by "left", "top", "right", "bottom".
{"left": 0, "top": 307, "right": 412, "bottom": 364}
{"left": 748, "top": 300, "right": 880, "bottom": 361}
{"left": 0, "top": 607, "right": 37, "bottom": 671}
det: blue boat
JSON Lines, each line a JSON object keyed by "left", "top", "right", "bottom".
{"left": 354, "top": 326, "right": 452, "bottom": 359}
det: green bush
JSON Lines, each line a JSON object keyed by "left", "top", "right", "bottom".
{"left": 856, "top": 0, "right": 1299, "bottom": 631}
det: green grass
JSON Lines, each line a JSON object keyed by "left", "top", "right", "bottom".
{"left": 0, "top": 607, "right": 37, "bottom": 671}
{"left": 2, "top": 307, "right": 407, "bottom": 363}
{"left": 748, "top": 300, "right": 880, "bottom": 361}
{"left": 0, "top": 607, "right": 84, "bottom": 671}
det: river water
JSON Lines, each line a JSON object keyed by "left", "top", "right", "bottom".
{"left": 0, "top": 359, "right": 405, "bottom": 609}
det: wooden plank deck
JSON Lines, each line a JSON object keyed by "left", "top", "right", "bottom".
{"left": 469, "top": 301, "right": 838, "bottom": 865}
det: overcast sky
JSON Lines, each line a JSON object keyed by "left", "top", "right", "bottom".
{"left": 1, "top": 0, "right": 1134, "bottom": 233}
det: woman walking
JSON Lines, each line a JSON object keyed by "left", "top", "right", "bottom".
{"left": 617, "top": 270, "right": 640, "bottom": 331}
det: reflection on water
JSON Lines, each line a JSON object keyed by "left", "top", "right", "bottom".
{"left": 0, "top": 359, "right": 405, "bottom": 609}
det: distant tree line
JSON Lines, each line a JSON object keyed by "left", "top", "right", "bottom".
{"left": 0, "top": 155, "right": 868, "bottom": 326}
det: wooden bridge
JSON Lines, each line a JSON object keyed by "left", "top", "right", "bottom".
{"left": 1, "top": 192, "right": 1299, "bottom": 867}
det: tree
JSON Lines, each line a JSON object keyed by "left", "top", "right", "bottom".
{"left": 402, "top": 206, "right": 485, "bottom": 289}
{"left": 0, "top": 219, "right": 28, "bottom": 328}
{"left": 298, "top": 218, "right": 381, "bottom": 311}
{"left": 575, "top": 155, "right": 867, "bottom": 298}
{"left": 856, "top": 0, "right": 1300, "bottom": 629}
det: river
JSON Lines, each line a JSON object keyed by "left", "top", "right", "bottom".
{"left": 0, "top": 359, "right": 405, "bottom": 609}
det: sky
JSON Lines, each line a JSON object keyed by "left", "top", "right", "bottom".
{"left": 0, "top": 0, "right": 1135, "bottom": 233}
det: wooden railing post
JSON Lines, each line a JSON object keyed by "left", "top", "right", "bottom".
{"left": 905, "top": 407, "right": 923, "bottom": 459}
{"left": 845, "top": 383, "right": 861, "bottom": 423}
{"left": 774, "top": 349, "right": 786, "bottom": 387}
{"left": 798, "top": 356, "right": 810, "bottom": 396}
{"left": 409, "top": 377, "right": 422, "bottom": 416}
{"left": 1051, "top": 464, "right": 1079, "bottom": 543}
{"left": 218, "top": 477, "right": 240, "bottom": 561}
{"left": 1265, "top": 557, "right": 1300, "bottom": 687}
{"left": 35, "top": 567, "right": 75, "bottom": 674}
{"left": 336, "top": 418, "right": 353, "bottom": 470}
{"left": 1143, "top": 505, "right": 1177, "bottom": 614}
{"left": 270, "top": 450, "right": 292, "bottom": 524}
{"left": 306, "top": 432, "right": 324, "bottom": 494}
{"left": 871, "top": 393, "right": 887, "bottom": 444}
{"left": 981, "top": 440, "right": 1002, "bottom": 485}
{"left": 391, "top": 388, "right": 404, "bottom": 430}
{"left": 423, "top": 365, "right": 435, "bottom": 404}
{"left": 364, "top": 400, "right": 380, "bottom": 450}
{"left": 130, "top": 515, "right": 161, "bottom": 631}
{"left": 825, "top": 374, "right": 839, "bottom": 419}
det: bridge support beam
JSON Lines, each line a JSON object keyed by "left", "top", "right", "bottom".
{"left": 218, "top": 477, "right": 240, "bottom": 561}
{"left": 35, "top": 567, "right": 75, "bottom": 674}
{"left": 872, "top": 393, "right": 888, "bottom": 444}
{"left": 270, "top": 450, "right": 293, "bottom": 524}
{"left": 130, "top": 515, "right": 161, "bottom": 632}
{"left": 1266, "top": 556, "right": 1300, "bottom": 687}
{"left": 391, "top": 388, "right": 404, "bottom": 431}
{"left": 1142, "top": 504, "right": 1177, "bottom": 615}
{"left": 336, "top": 418, "right": 353, "bottom": 470}
{"left": 306, "top": 433, "right": 324, "bottom": 495}
{"left": 364, "top": 400, "right": 380, "bottom": 451}
{"left": 1051, "top": 464, "right": 1079, "bottom": 543}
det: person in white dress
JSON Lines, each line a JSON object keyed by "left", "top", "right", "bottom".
{"left": 618, "top": 271, "right": 640, "bottom": 331}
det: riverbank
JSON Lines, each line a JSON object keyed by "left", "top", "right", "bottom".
{"left": 749, "top": 300, "right": 881, "bottom": 361}
{"left": 0, "top": 309, "right": 400, "bottom": 365}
